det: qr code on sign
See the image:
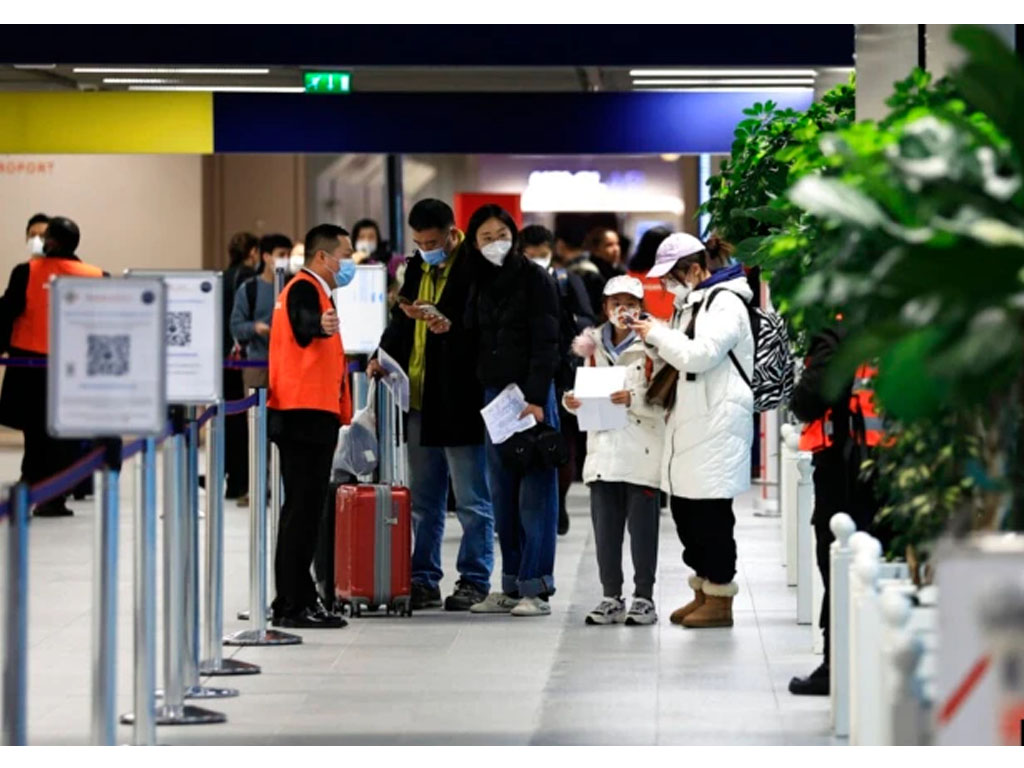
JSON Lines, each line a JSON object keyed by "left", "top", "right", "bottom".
{"left": 166, "top": 311, "right": 192, "bottom": 347}
{"left": 87, "top": 335, "right": 130, "bottom": 377}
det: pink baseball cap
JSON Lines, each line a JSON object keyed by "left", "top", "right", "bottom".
{"left": 646, "top": 233, "right": 705, "bottom": 279}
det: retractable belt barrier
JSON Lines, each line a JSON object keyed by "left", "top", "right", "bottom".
{"left": 1, "top": 391, "right": 269, "bottom": 746}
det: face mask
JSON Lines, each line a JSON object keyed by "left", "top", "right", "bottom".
{"left": 27, "top": 235, "right": 44, "bottom": 256}
{"left": 334, "top": 259, "right": 357, "bottom": 287}
{"left": 421, "top": 247, "right": 446, "bottom": 266}
{"left": 481, "top": 240, "right": 512, "bottom": 267}
{"left": 665, "top": 277, "right": 691, "bottom": 300}
{"left": 355, "top": 239, "right": 376, "bottom": 255}
{"left": 530, "top": 255, "right": 552, "bottom": 270}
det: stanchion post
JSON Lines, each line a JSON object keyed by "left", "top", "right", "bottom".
{"left": 128, "top": 438, "right": 158, "bottom": 745}
{"left": 830, "top": 512, "right": 856, "bottom": 737}
{"left": 224, "top": 389, "right": 300, "bottom": 647}
{"left": 796, "top": 453, "right": 814, "bottom": 625}
{"left": 2, "top": 483, "right": 30, "bottom": 746}
{"left": 126, "top": 414, "right": 225, "bottom": 726}
{"left": 202, "top": 404, "right": 259, "bottom": 676}
{"left": 92, "top": 440, "right": 122, "bottom": 746}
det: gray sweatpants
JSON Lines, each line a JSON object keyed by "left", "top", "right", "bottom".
{"left": 589, "top": 481, "right": 660, "bottom": 599}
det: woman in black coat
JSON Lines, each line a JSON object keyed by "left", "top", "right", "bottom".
{"left": 464, "top": 205, "right": 562, "bottom": 618}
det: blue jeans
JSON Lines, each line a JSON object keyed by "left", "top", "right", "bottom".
{"left": 483, "top": 384, "right": 559, "bottom": 598}
{"left": 407, "top": 410, "right": 494, "bottom": 592}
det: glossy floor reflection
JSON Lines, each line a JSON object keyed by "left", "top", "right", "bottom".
{"left": 0, "top": 446, "right": 837, "bottom": 745}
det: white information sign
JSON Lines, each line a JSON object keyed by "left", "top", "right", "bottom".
{"left": 127, "top": 270, "right": 222, "bottom": 404}
{"left": 48, "top": 277, "right": 167, "bottom": 438}
{"left": 333, "top": 264, "right": 388, "bottom": 355}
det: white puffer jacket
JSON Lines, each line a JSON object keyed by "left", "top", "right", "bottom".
{"left": 645, "top": 275, "right": 755, "bottom": 500}
{"left": 563, "top": 325, "right": 665, "bottom": 490}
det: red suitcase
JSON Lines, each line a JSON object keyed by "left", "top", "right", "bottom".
{"left": 333, "top": 378, "right": 413, "bottom": 617}
{"left": 334, "top": 484, "right": 412, "bottom": 616}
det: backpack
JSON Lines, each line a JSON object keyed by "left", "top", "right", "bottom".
{"left": 703, "top": 288, "right": 795, "bottom": 413}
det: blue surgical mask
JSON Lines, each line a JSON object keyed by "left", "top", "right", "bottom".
{"left": 420, "top": 247, "right": 447, "bottom": 266}
{"left": 334, "top": 259, "right": 357, "bottom": 287}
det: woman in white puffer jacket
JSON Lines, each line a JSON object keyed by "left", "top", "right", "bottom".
{"left": 631, "top": 233, "right": 754, "bottom": 629}
{"left": 563, "top": 276, "right": 665, "bottom": 626}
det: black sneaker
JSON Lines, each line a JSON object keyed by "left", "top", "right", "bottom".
{"left": 274, "top": 607, "right": 344, "bottom": 629}
{"left": 33, "top": 500, "right": 74, "bottom": 517}
{"left": 410, "top": 582, "right": 442, "bottom": 610}
{"left": 789, "top": 663, "right": 829, "bottom": 696}
{"left": 444, "top": 580, "right": 488, "bottom": 612}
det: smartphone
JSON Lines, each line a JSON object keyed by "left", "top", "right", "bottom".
{"left": 397, "top": 295, "right": 412, "bottom": 306}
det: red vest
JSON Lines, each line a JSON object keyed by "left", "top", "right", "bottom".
{"left": 627, "top": 271, "right": 675, "bottom": 321}
{"left": 10, "top": 257, "right": 104, "bottom": 354}
{"left": 268, "top": 271, "right": 351, "bottom": 423}
{"left": 799, "top": 364, "right": 886, "bottom": 453}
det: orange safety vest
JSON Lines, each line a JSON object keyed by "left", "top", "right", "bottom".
{"left": 267, "top": 270, "right": 351, "bottom": 423}
{"left": 799, "top": 364, "right": 886, "bottom": 453}
{"left": 9, "top": 257, "right": 104, "bottom": 354}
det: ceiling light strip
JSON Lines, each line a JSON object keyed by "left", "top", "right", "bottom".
{"left": 629, "top": 68, "right": 818, "bottom": 77}
{"left": 632, "top": 78, "right": 816, "bottom": 86}
{"left": 632, "top": 87, "right": 814, "bottom": 94}
{"left": 127, "top": 85, "right": 305, "bottom": 93}
{"left": 75, "top": 67, "right": 271, "bottom": 75}
{"left": 103, "top": 78, "right": 182, "bottom": 84}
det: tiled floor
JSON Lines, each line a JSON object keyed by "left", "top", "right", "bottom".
{"left": 0, "top": 446, "right": 838, "bottom": 745}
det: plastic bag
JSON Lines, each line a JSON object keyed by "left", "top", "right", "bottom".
{"left": 332, "top": 386, "right": 378, "bottom": 479}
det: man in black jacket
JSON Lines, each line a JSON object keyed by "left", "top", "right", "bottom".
{"left": 788, "top": 324, "right": 881, "bottom": 695}
{"left": 367, "top": 199, "right": 494, "bottom": 612}
{"left": 522, "top": 224, "right": 595, "bottom": 535}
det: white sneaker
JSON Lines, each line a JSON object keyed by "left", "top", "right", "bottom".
{"left": 625, "top": 597, "right": 658, "bottom": 625}
{"left": 585, "top": 597, "right": 626, "bottom": 625}
{"left": 510, "top": 596, "right": 552, "bottom": 617}
{"left": 470, "top": 592, "right": 520, "bottom": 614}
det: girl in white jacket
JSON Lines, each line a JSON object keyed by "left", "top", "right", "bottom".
{"left": 563, "top": 276, "right": 665, "bottom": 626}
{"left": 630, "top": 234, "right": 754, "bottom": 629}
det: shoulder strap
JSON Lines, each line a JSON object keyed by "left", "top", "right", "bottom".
{"left": 698, "top": 288, "right": 753, "bottom": 389}
{"left": 246, "top": 277, "right": 258, "bottom": 318}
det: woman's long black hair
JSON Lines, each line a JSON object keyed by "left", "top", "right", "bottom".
{"left": 628, "top": 226, "right": 671, "bottom": 273}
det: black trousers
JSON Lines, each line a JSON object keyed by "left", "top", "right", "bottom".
{"left": 22, "top": 422, "right": 80, "bottom": 505}
{"left": 272, "top": 438, "right": 334, "bottom": 617}
{"left": 224, "top": 369, "right": 250, "bottom": 497}
{"left": 590, "top": 481, "right": 660, "bottom": 599}
{"left": 669, "top": 497, "right": 737, "bottom": 585}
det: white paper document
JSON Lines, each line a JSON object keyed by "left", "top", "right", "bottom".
{"left": 480, "top": 383, "right": 537, "bottom": 445}
{"left": 377, "top": 347, "right": 410, "bottom": 413}
{"left": 574, "top": 366, "right": 629, "bottom": 432}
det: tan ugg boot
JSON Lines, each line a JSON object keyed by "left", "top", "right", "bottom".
{"left": 669, "top": 575, "right": 705, "bottom": 625}
{"left": 682, "top": 581, "right": 737, "bottom": 628}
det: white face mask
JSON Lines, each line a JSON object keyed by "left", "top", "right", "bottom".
{"left": 664, "top": 277, "right": 691, "bottom": 300}
{"left": 355, "top": 239, "right": 376, "bottom": 255}
{"left": 27, "top": 235, "right": 44, "bottom": 256}
{"left": 530, "top": 255, "right": 552, "bottom": 270}
{"left": 481, "top": 240, "right": 512, "bottom": 267}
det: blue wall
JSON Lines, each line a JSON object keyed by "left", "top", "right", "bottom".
{"left": 214, "top": 90, "right": 815, "bottom": 154}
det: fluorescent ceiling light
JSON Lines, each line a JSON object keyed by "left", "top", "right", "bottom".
{"left": 74, "top": 67, "right": 270, "bottom": 75}
{"left": 14, "top": 64, "right": 57, "bottom": 70}
{"left": 103, "top": 78, "right": 181, "bottom": 84}
{"left": 633, "top": 87, "right": 814, "bottom": 94}
{"left": 127, "top": 85, "right": 305, "bottom": 93}
{"left": 633, "top": 78, "right": 815, "bottom": 86}
{"left": 630, "top": 68, "right": 817, "bottom": 77}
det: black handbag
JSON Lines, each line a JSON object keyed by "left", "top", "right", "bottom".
{"left": 495, "top": 423, "right": 568, "bottom": 473}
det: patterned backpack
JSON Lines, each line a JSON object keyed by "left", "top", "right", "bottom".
{"left": 704, "top": 288, "right": 795, "bottom": 413}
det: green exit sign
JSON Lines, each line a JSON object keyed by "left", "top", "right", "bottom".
{"left": 304, "top": 71, "right": 351, "bottom": 94}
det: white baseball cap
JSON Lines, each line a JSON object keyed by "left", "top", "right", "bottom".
{"left": 646, "top": 233, "right": 705, "bottom": 279}
{"left": 602, "top": 275, "right": 645, "bottom": 300}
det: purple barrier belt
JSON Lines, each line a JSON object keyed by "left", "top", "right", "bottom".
{"left": 225, "top": 394, "right": 259, "bottom": 416}
{"left": 28, "top": 447, "right": 106, "bottom": 507}
{"left": 0, "top": 358, "right": 269, "bottom": 369}
{"left": 223, "top": 360, "right": 269, "bottom": 369}
{"left": 196, "top": 406, "right": 218, "bottom": 428}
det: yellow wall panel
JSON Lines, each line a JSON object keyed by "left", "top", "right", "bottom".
{"left": 0, "top": 92, "right": 213, "bottom": 154}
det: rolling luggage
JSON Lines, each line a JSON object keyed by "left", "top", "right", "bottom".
{"left": 334, "top": 380, "right": 413, "bottom": 617}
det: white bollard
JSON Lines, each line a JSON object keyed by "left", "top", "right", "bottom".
{"left": 796, "top": 453, "right": 814, "bottom": 624}
{"left": 782, "top": 426, "right": 801, "bottom": 586}
{"left": 829, "top": 513, "right": 857, "bottom": 736}
{"left": 881, "top": 587, "right": 927, "bottom": 745}
{"left": 850, "top": 537, "right": 884, "bottom": 746}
